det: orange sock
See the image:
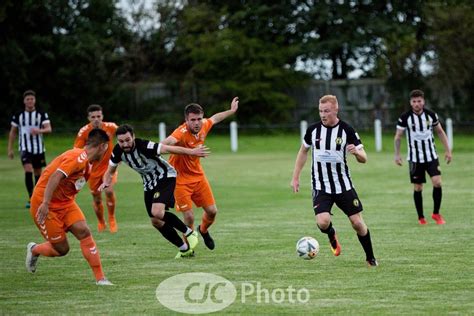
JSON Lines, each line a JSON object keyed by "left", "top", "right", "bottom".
{"left": 200, "top": 212, "right": 215, "bottom": 233}
{"left": 32, "top": 242, "right": 60, "bottom": 257}
{"left": 106, "top": 193, "right": 116, "bottom": 219}
{"left": 93, "top": 197, "right": 105, "bottom": 223}
{"left": 79, "top": 235, "right": 104, "bottom": 281}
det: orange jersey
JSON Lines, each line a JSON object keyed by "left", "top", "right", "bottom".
{"left": 32, "top": 148, "right": 92, "bottom": 209}
{"left": 74, "top": 122, "right": 117, "bottom": 178}
{"left": 168, "top": 118, "right": 214, "bottom": 184}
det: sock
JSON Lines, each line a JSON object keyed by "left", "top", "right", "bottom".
{"left": 414, "top": 191, "right": 424, "bottom": 219}
{"left": 433, "top": 187, "right": 442, "bottom": 214}
{"left": 92, "top": 196, "right": 105, "bottom": 224}
{"left": 156, "top": 223, "right": 187, "bottom": 249}
{"left": 106, "top": 192, "right": 116, "bottom": 219}
{"left": 357, "top": 230, "right": 375, "bottom": 261}
{"left": 32, "top": 242, "right": 60, "bottom": 257}
{"left": 318, "top": 222, "right": 337, "bottom": 248}
{"left": 79, "top": 235, "right": 104, "bottom": 281}
{"left": 34, "top": 175, "right": 41, "bottom": 185}
{"left": 200, "top": 212, "right": 215, "bottom": 234}
{"left": 163, "top": 212, "right": 188, "bottom": 234}
{"left": 25, "top": 172, "right": 34, "bottom": 198}
{"left": 179, "top": 243, "right": 189, "bottom": 251}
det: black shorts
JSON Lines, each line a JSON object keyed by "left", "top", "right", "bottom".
{"left": 312, "top": 188, "right": 363, "bottom": 217}
{"left": 409, "top": 159, "right": 441, "bottom": 183}
{"left": 143, "top": 177, "right": 176, "bottom": 217}
{"left": 21, "top": 151, "right": 46, "bottom": 169}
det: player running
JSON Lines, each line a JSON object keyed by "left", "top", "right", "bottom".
{"left": 74, "top": 104, "right": 119, "bottom": 233}
{"left": 100, "top": 124, "right": 210, "bottom": 258}
{"left": 26, "top": 129, "right": 113, "bottom": 285}
{"left": 291, "top": 95, "right": 377, "bottom": 267}
{"left": 161, "top": 97, "right": 239, "bottom": 250}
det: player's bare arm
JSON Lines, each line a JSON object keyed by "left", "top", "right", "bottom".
{"left": 434, "top": 124, "right": 452, "bottom": 164}
{"left": 99, "top": 165, "right": 118, "bottom": 191}
{"left": 347, "top": 144, "right": 367, "bottom": 163}
{"left": 7, "top": 125, "right": 18, "bottom": 159}
{"left": 291, "top": 145, "right": 309, "bottom": 193}
{"left": 31, "top": 122, "right": 52, "bottom": 136}
{"left": 36, "top": 170, "right": 65, "bottom": 224}
{"left": 394, "top": 128, "right": 404, "bottom": 166}
{"left": 160, "top": 144, "right": 210, "bottom": 157}
{"left": 161, "top": 136, "right": 178, "bottom": 146}
{"left": 209, "top": 96, "right": 239, "bottom": 124}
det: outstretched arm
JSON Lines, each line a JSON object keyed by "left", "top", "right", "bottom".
{"left": 161, "top": 135, "right": 178, "bottom": 146}
{"left": 434, "top": 124, "right": 452, "bottom": 164}
{"left": 159, "top": 143, "right": 210, "bottom": 157}
{"left": 209, "top": 96, "right": 239, "bottom": 125}
{"left": 291, "top": 145, "right": 310, "bottom": 193}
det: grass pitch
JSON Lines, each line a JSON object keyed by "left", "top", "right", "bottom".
{"left": 0, "top": 133, "right": 473, "bottom": 315}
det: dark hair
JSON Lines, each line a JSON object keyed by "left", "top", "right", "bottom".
{"left": 23, "top": 90, "right": 36, "bottom": 98}
{"left": 184, "top": 103, "right": 204, "bottom": 117}
{"left": 116, "top": 124, "right": 134, "bottom": 136}
{"left": 86, "top": 128, "right": 109, "bottom": 146}
{"left": 87, "top": 104, "right": 103, "bottom": 113}
{"left": 409, "top": 89, "right": 424, "bottom": 99}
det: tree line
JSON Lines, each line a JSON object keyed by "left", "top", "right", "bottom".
{"left": 1, "top": 0, "right": 473, "bottom": 130}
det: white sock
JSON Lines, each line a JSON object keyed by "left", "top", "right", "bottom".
{"left": 185, "top": 227, "right": 192, "bottom": 236}
{"left": 179, "top": 243, "right": 189, "bottom": 251}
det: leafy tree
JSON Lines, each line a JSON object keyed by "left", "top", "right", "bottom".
{"left": 424, "top": 1, "right": 474, "bottom": 119}
{"left": 0, "top": 0, "right": 131, "bottom": 128}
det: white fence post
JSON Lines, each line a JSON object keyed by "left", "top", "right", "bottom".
{"left": 446, "top": 118, "right": 453, "bottom": 150}
{"left": 374, "top": 119, "right": 382, "bottom": 152}
{"left": 230, "top": 121, "right": 238, "bottom": 152}
{"left": 159, "top": 122, "right": 166, "bottom": 142}
{"left": 300, "top": 120, "right": 308, "bottom": 144}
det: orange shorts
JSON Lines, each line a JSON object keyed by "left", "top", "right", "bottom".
{"left": 88, "top": 172, "right": 117, "bottom": 194}
{"left": 174, "top": 177, "right": 215, "bottom": 212}
{"left": 30, "top": 197, "right": 86, "bottom": 244}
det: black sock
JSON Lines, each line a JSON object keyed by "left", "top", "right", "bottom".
{"left": 433, "top": 187, "right": 442, "bottom": 214}
{"left": 414, "top": 191, "right": 424, "bottom": 219}
{"left": 34, "top": 175, "right": 41, "bottom": 185}
{"left": 357, "top": 230, "right": 375, "bottom": 261}
{"left": 25, "top": 172, "right": 34, "bottom": 198}
{"left": 318, "top": 222, "right": 337, "bottom": 248}
{"left": 156, "top": 223, "right": 186, "bottom": 248}
{"left": 163, "top": 211, "right": 188, "bottom": 234}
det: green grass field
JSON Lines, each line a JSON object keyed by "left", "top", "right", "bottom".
{"left": 1, "top": 133, "right": 473, "bottom": 315}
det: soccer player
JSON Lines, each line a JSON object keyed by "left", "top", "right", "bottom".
{"left": 26, "top": 129, "right": 113, "bottom": 285}
{"left": 161, "top": 97, "right": 239, "bottom": 250}
{"left": 74, "top": 104, "right": 118, "bottom": 233}
{"left": 100, "top": 124, "right": 210, "bottom": 258}
{"left": 291, "top": 95, "right": 377, "bottom": 267}
{"left": 8, "top": 90, "right": 52, "bottom": 208}
{"left": 394, "top": 89, "right": 452, "bottom": 225}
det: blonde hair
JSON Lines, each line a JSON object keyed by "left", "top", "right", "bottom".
{"left": 319, "top": 95, "right": 339, "bottom": 109}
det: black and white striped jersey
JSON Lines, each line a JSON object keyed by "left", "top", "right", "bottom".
{"left": 110, "top": 138, "right": 176, "bottom": 191}
{"left": 396, "top": 109, "right": 439, "bottom": 163}
{"left": 11, "top": 110, "right": 50, "bottom": 154}
{"left": 303, "top": 120, "right": 362, "bottom": 194}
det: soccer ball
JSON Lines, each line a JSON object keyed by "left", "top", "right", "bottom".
{"left": 296, "top": 236, "right": 319, "bottom": 260}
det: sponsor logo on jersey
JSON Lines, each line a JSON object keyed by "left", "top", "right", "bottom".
{"left": 78, "top": 151, "right": 87, "bottom": 163}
